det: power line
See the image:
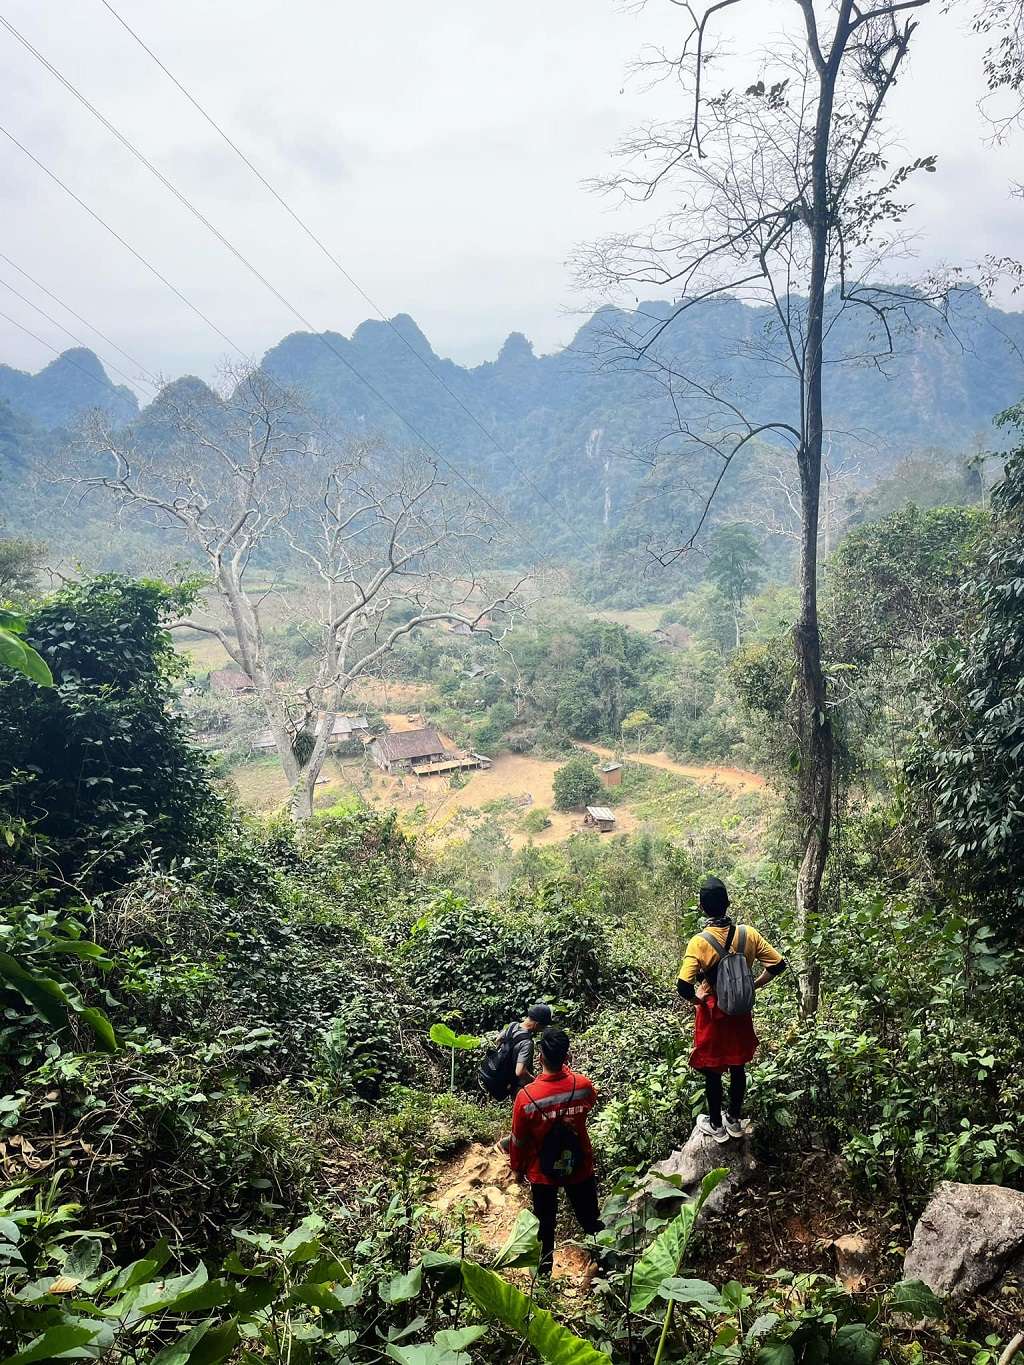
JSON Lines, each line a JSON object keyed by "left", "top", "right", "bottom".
{"left": 0, "top": 18, "right": 548, "bottom": 563}
{"left": 97, "top": 0, "right": 590, "bottom": 558}
{"left": 0, "top": 272, "right": 158, "bottom": 395}
{"left": 0, "top": 249, "right": 160, "bottom": 385}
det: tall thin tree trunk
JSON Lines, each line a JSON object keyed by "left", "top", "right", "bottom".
{"left": 793, "top": 23, "right": 842, "bottom": 1017}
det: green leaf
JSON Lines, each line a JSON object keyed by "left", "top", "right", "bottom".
{"left": 0, "top": 1324, "right": 100, "bottom": 1365}
{"left": 189, "top": 1322, "right": 240, "bottom": 1365}
{"left": 291, "top": 1283, "right": 362, "bottom": 1313}
{"left": 886, "top": 1279, "right": 943, "bottom": 1321}
{"left": 0, "top": 1216, "right": 21, "bottom": 1244}
{"left": 386, "top": 1346, "right": 469, "bottom": 1365}
{"left": 659, "top": 1277, "right": 724, "bottom": 1309}
{"left": 64, "top": 1237, "right": 103, "bottom": 1282}
{"left": 106, "top": 1241, "right": 171, "bottom": 1294}
{"left": 428, "top": 1023, "right": 480, "bottom": 1050}
{"left": 461, "top": 1260, "right": 612, "bottom": 1365}
{"left": 0, "top": 952, "right": 74, "bottom": 1032}
{"left": 629, "top": 1168, "right": 729, "bottom": 1311}
{"left": 492, "top": 1210, "right": 541, "bottom": 1270}
{"left": 434, "top": 1327, "right": 488, "bottom": 1350}
{"left": 830, "top": 1324, "right": 882, "bottom": 1365}
{"left": 380, "top": 1263, "right": 423, "bottom": 1304}
{"left": 149, "top": 1323, "right": 215, "bottom": 1365}
{"left": 756, "top": 1344, "right": 795, "bottom": 1365}
{"left": 0, "top": 626, "right": 53, "bottom": 686}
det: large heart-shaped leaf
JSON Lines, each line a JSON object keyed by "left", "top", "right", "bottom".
{"left": 461, "top": 1260, "right": 612, "bottom": 1365}
{"left": 886, "top": 1279, "right": 943, "bottom": 1321}
{"left": 434, "top": 1327, "right": 488, "bottom": 1350}
{"left": 386, "top": 1346, "right": 469, "bottom": 1365}
{"left": 659, "top": 1277, "right": 724, "bottom": 1309}
{"left": 830, "top": 1323, "right": 882, "bottom": 1365}
{"left": 429, "top": 1024, "right": 480, "bottom": 1050}
{"left": 0, "top": 1323, "right": 100, "bottom": 1365}
{"left": 492, "top": 1210, "right": 541, "bottom": 1270}
{"left": 629, "top": 1168, "right": 729, "bottom": 1311}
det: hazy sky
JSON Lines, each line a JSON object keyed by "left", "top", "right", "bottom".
{"left": 1, "top": 0, "right": 1020, "bottom": 396}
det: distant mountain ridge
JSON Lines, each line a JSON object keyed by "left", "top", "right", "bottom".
{"left": 3, "top": 290, "right": 1023, "bottom": 574}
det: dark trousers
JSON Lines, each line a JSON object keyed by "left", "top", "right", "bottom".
{"left": 531, "top": 1175, "right": 603, "bottom": 1276}
{"left": 703, "top": 1066, "right": 747, "bottom": 1127}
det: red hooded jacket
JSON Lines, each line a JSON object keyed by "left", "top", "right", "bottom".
{"left": 508, "top": 1066, "right": 597, "bottom": 1186}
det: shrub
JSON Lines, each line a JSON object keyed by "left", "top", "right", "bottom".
{"left": 552, "top": 756, "right": 602, "bottom": 811}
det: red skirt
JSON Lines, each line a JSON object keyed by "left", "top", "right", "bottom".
{"left": 689, "top": 995, "right": 758, "bottom": 1070}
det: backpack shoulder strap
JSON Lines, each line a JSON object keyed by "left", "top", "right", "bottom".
{"left": 701, "top": 928, "right": 725, "bottom": 960}
{"left": 735, "top": 925, "right": 748, "bottom": 957}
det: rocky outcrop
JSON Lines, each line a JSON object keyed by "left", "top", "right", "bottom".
{"left": 904, "top": 1181, "right": 1024, "bottom": 1300}
{"left": 636, "top": 1123, "right": 758, "bottom": 1218}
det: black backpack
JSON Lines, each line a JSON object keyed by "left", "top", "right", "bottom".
{"left": 478, "top": 1024, "right": 523, "bottom": 1100}
{"left": 533, "top": 1076, "right": 584, "bottom": 1185}
{"left": 701, "top": 923, "right": 755, "bottom": 1017}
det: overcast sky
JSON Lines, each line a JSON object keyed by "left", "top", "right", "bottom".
{"left": 1, "top": 0, "right": 1020, "bottom": 396}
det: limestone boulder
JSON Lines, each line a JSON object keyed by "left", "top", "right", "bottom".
{"left": 904, "top": 1180, "right": 1024, "bottom": 1300}
{"left": 639, "top": 1123, "right": 758, "bottom": 1217}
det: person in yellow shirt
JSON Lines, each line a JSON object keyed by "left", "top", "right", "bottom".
{"left": 676, "top": 876, "right": 787, "bottom": 1143}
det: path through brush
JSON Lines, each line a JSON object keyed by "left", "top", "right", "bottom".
{"left": 430, "top": 1141, "right": 594, "bottom": 1284}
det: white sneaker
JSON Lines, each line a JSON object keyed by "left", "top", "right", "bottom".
{"left": 724, "top": 1114, "right": 746, "bottom": 1138}
{"left": 696, "top": 1114, "right": 730, "bottom": 1145}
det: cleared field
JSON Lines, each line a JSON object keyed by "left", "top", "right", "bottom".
{"left": 580, "top": 743, "right": 766, "bottom": 794}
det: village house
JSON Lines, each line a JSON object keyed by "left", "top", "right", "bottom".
{"left": 584, "top": 805, "right": 617, "bottom": 833}
{"left": 251, "top": 715, "right": 370, "bottom": 755}
{"left": 209, "top": 667, "right": 254, "bottom": 696}
{"left": 370, "top": 726, "right": 450, "bottom": 775}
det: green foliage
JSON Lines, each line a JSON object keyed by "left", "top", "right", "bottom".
{"left": 629, "top": 1168, "right": 728, "bottom": 1312}
{"left": 0, "top": 576, "right": 222, "bottom": 882}
{"left": 909, "top": 446, "right": 1024, "bottom": 936}
{"left": 553, "top": 757, "right": 602, "bottom": 811}
{"left": 0, "top": 608, "right": 53, "bottom": 687}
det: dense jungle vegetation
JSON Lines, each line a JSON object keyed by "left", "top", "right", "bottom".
{"left": 1, "top": 430, "right": 1023, "bottom": 1365}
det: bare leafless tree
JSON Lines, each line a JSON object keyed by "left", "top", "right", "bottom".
{"left": 577, "top": 0, "right": 957, "bottom": 1013}
{"left": 79, "top": 365, "right": 526, "bottom": 820}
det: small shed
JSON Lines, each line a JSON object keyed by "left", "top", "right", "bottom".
{"left": 584, "top": 805, "right": 617, "bottom": 833}
{"left": 209, "top": 667, "right": 254, "bottom": 696}
{"left": 467, "top": 666, "right": 486, "bottom": 680}
{"left": 599, "top": 761, "right": 623, "bottom": 788}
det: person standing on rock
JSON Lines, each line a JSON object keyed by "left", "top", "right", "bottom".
{"left": 677, "top": 876, "right": 787, "bottom": 1144}
{"left": 507, "top": 1027, "right": 603, "bottom": 1276}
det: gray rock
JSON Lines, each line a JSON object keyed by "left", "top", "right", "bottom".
{"left": 636, "top": 1123, "right": 758, "bottom": 1217}
{"left": 904, "top": 1180, "right": 1024, "bottom": 1300}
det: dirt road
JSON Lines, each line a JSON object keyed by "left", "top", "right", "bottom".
{"left": 580, "top": 743, "right": 766, "bottom": 794}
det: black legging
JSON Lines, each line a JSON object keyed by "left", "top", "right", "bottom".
{"left": 703, "top": 1066, "right": 746, "bottom": 1127}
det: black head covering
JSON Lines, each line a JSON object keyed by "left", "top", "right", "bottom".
{"left": 698, "top": 876, "right": 730, "bottom": 918}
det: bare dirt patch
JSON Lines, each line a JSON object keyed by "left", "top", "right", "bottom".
{"left": 581, "top": 743, "right": 766, "bottom": 794}
{"left": 432, "top": 1142, "right": 593, "bottom": 1282}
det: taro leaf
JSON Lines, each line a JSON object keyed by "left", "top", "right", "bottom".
{"left": 492, "top": 1210, "right": 541, "bottom": 1270}
{"left": 428, "top": 1024, "right": 480, "bottom": 1050}
{"left": 76, "top": 1009, "right": 118, "bottom": 1055}
{"left": 0, "top": 1324, "right": 100, "bottom": 1365}
{"left": 290, "top": 1283, "right": 362, "bottom": 1313}
{"left": 0, "top": 626, "right": 53, "bottom": 687}
{"left": 63, "top": 1237, "right": 103, "bottom": 1283}
{"left": 830, "top": 1323, "right": 882, "bottom": 1365}
{"left": 721, "top": 1280, "right": 752, "bottom": 1310}
{"left": 461, "top": 1260, "right": 612, "bottom": 1365}
{"left": 386, "top": 1346, "right": 469, "bottom": 1365}
{"left": 133, "top": 1266, "right": 209, "bottom": 1315}
{"left": 629, "top": 1168, "right": 729, "bottom": 1311}
{"left": 886, "top": 1280, "right": 943, "bottom": 1321}
{"left": 380, "top": 1263, "right": 423, "bottom": 1304}
{"left": 434, "top": 1327, "right": 488, "bottom": 1350}
{"left": 756, "top": 1343, "right": 795, "bottom": 1365}
{"left": 0, "top": 1217, "right": 21, "bottom": 1244}
{"left": 659, "top": 1277, "right": 724, "bottom": 1310}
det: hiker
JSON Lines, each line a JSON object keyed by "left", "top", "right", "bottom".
{"left": 507, "top": 1027, "right": 602, "bottom": 1276}
{"left": 479, "top": 1002, "right": 552, "bottom": 1102}
{"left": 677, "top": 876, "right": 787, "bottom": 1144}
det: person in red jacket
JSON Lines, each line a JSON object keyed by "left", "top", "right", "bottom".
{"left": 507, "top": 1028, "right": 602, "bottom": 1276}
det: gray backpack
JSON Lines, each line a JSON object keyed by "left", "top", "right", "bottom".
{"left": 701, "top": 924, "right": 755, "bottom": 1016}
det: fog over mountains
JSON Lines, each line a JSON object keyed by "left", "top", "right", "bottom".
{"left": 3, "top": 288, "right": 1023, "bottom": 579}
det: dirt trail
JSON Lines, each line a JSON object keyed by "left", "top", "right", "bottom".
{"left": 581, "top": 743, "right": 766, "bottom": 794}
{"left": 431, "top": 1142, "right": 593, "bottom": 1282}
